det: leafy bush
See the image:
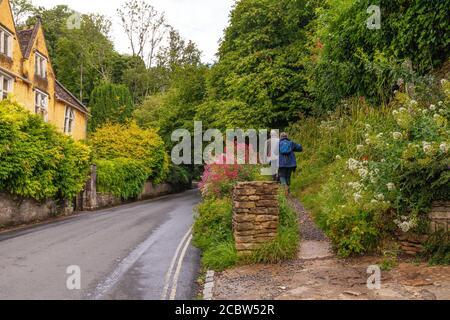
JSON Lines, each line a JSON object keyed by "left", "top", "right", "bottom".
{"left": 96, "top": 158, "right": 150, "bottom": 199}
{"left": 165, "top": 165, "right": 192, "bottom": 190}
{"left": 193, "top": 198, "right": 237, "bottom": 271}
{"left": 0, "top": 99, "right": 91, "bottom": 200}
{"left": 90, "top": 122, "right": 169, "bottom": 184}
{"left": 291, "top": 79, "right": 449, "bottom": 257}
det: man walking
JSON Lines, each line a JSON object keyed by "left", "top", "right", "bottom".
{"left": 278, "top": 132, "right": 302, "bottom": 194}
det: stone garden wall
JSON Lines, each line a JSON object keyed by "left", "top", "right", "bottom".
{"left": 398, "top": 201, "right": 450, "bottom": 255}
{"left": 233, "top": 181, "right": 280, "bottom": 255}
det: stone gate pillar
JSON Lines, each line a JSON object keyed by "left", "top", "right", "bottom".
{"left": 233, "top": 181, "right": 280, "bottom": 255}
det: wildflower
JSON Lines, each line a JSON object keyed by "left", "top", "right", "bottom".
{"left": 354, "top": 193, "right": 362, "bottom": 203}
{"left": 358, "top": 168, "right": 369, "bottom": 178}
{"left": 365, "top": 124, "right": 372, "bottom": 130}
{"left": 433, "top": 114, "right": 441, "bottom": 120}
{"left": 438, "top": 101, "right": 443, "bottom": 106}
{"left": 429, "top": 104, "right": 436, "bottom": 111}
{"left": 371, "top": 199, "right": 378, "bottom": 204}
{"left": 399, "top": 107, "right": 407, "bottom": 113}
{"left": 423, "top": 142, "right": 433, "bottom": 154}
{"left": 422, "top": 109, "right": 428, "bottom": 115}
{"left": 365, "top": 138, "right": 371, "bottom": 145}
{"left": 392, "top": 110, "right": 399, "bottom": 116}
{"left": 336, "top": 155, "right": 342, "bottom": 160}
{"left": 409, "top": 100, "right": 418, "bottom": 106}
{"left": 440, "top": 143, "right": 448, "bottom": 153}
{"left": 348, "top": 182, "right": 363, "bottom": 191}
{"left": 387, "top": 183, "right": 396, "bottom": 191}
{"left": 377, "top": 133, "right": 383, "bottom": 139}
{"left": 356, "top": 145, "right": 364, "bottom": 152}
{"left": 364, "top": 133, "right": 369, "bottom": 138}
{"left": 347, "top": 158, "right": 361, "bottom": 172}
{"left": 392, "top": 132, "right": 403, "bottom": 140}
{"left": 375, "top": 194, "right": 385, "bottom": 201}
{"left": 381, "top": 159, "right": 386, "bottom": 163}
{"left": 441, "top": 79, "right": 448, "bottom": 85}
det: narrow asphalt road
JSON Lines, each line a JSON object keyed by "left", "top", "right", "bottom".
{"left": 0, "top": 190, "right": 201, "bottom": 300}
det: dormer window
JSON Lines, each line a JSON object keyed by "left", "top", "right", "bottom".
{"left": 0, "top": 71, "right": 13, "bottom": 100}
{"left": 35, "top": 52, "right": 47, "bottom": 79}
{"left": 0, "top": 27, "right": 13, "bottom": 57}
{"left": 35, "top": 90, "right": 48, "bottom": 121}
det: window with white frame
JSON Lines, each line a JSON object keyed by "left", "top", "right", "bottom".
{"left": 35, "top": 53, "right": 47, "bottom": 79}
{"left": 64, "top": 106, "right": 75, "bottom": 134}
{"left": 0, "top": 72, "right": 13, "bottom": 100}
{"left": 35, "top": 90, "right": 48, "bottom": 121}
{"left": 0, "top": 27, "right": 13, "bottom": 57}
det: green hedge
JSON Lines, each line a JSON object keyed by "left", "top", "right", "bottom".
{"left": 0, "top": 99, "right": 91, "bottom": 200}
{"left": 96, "top": 158, "right": 150, "bottom": 199}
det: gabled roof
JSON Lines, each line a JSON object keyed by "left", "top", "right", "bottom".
{"left": 55, "top": 80, "right": 89, "bottom": 115}
{"left": 17, "top": 21, "right": 40, "bottom": 58}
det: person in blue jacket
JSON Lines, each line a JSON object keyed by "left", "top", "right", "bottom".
{"left": 278, "top": 132, "right": 303, "bottom": 194}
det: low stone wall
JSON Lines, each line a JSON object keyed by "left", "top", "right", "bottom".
{"left": 233, "top": 181, "right": 280, "bottom": 255}
{"left": 398, "top": 201, "right": 450, "bottom": 255}
{"left": 429, "top": 201, "right": 450, "bottom": 233}
{"left": 76, "top": 165, "right": 181, "bottom": 211}
{"left": 0, "top": 193, "right": 72, "bottom": 228}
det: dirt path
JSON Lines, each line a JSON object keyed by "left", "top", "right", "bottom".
{"left": 213, "top": 198, "right": 450, "bottom": 300}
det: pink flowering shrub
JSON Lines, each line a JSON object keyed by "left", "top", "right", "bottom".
{"left": 199, "top": 143, "right": 262, "bottom": 198}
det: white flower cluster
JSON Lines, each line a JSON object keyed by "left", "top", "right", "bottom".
{"left": 392, "top": 132, "right": 403, "bottom": 140}
{"left": 348, "top": 181, "right": 363, "bottom": 191}
{"left": 422, "top": 141, "right": 433, "bottom": 155}
{"left": 440, "top": 142, "right": 449, "bottom": 153}
{"left": 386, "top": 183, "right": 396, "bottom": 191}
{"left": 347, "top": 158, "right": 361, "bottom": 172}
{"left": 394, "top": 216, "right": 418, "bottom": 233}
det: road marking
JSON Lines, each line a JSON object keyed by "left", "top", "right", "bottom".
{"left": 160, "top": 227, "right": 192, "bottom": 300}
{"left": 169, "top": 234, "right": 193, "bottom": 300}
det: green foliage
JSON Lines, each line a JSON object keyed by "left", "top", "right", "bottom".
{"left": 0, "top": 99, "right": 91, "bottom": 201}
{"left": 88, "top": 83, "right": 135, "bottom": 132}
{"left": 291, "top": 79, "right": 449, "bottom": 257}
{"left": 165, "top": 165, "right": 192, "bottom": 189}
{"left": 133, "top": 64, "right": 207, "bottom": 145}
{"left": 193, "top": 198, "right": 237, "bottom": 271}
{"left": 96, "top": 158, "right": 150, "bottom": 199}
{"left": 198, "top": 0, "right": 318, "bottom": 129}
{"left": 306, "top": 0, "right": 450, "bottom": 112}
{"left": 90, "top": 122, "right": 169, "bottom": 184}
{"left": 424, "top": 231, "right": 450, "bottom": 265}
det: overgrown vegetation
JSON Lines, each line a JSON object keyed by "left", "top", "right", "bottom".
{"left": 0, "top": 99, "right": 91, "bottom": 201}
{"left": 291, "top": 80, "right": 449, "bottom": 257}
{"left": 193, "top": 150, "right": 299, "bottom": 271}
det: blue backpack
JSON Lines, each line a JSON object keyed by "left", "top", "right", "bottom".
{"left": 279, "top": 140, "right": 293, "bottom": 156}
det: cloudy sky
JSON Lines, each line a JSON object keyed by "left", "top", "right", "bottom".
{"left": 31, "top": 0, "right": 235, "bottom": 63}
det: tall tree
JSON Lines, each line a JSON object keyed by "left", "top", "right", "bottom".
{"left": 117, "top": 0, "right": 170, "bottom": 67}
{"left": 10, "top": 0, "right": 35, "bottom": 27}
{"left": 156, "top": 29, "right": 202, "bottom": 70}
{"left": 88, "top": 83, "right": 135, "bottom": 132}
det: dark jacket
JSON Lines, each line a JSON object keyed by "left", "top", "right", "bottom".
{"left": 278, "top": 138, "right": 303, "bottom": 168}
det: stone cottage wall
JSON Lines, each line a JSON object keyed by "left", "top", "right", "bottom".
{"left": 233, "top": 181, "right": 280, "bottom": 255}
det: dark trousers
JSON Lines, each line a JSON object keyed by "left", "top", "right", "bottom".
{"left": 279, "top": 167, "right": 294, "bottom": 186}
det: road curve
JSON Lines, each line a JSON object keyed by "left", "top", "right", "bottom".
{"left": 0, "top": 190, "right": 201, "bottom": 300}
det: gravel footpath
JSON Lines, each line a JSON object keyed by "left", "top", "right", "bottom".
{"left": 288, "top": 197, "right": 328, "bottom": 241}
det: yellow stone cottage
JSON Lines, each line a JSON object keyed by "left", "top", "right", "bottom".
{"left": 0, "top": 0, "right": 88, "bottom": 140}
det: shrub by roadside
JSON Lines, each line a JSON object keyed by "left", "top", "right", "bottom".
{"left": 0, "top": 99, "right": 91, "bottom": 201}
{"left": 89, "top": 122, "right": 169, "bottom": 198}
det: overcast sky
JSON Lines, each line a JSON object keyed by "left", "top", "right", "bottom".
{"left": 31, "top": 0, "right": 235, "bottom": 63}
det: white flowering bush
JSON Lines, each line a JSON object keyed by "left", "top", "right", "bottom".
{"left": 291, "top": 79, "right": 449, "bottom": 257}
